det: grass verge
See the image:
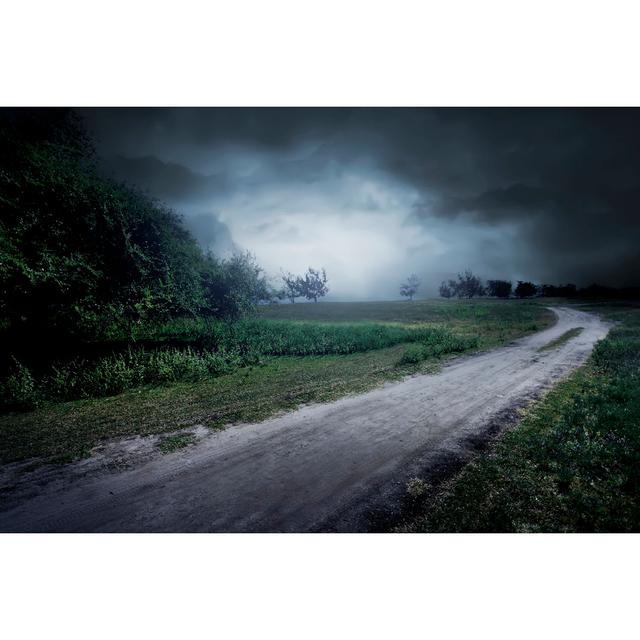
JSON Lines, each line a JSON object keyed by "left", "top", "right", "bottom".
{"left": 0, "top": 347, "right": 421, "bottom": 464}
{"left": 157, "top": 432, "right": 197, "bottom": 454}
{"left": 0, "top": 300, "right": 554, "bottom": 465}
{"left": 398, "top": 303, "right": 640, "bottom": 532}
{"left": 538, "top": 327, "right": 583, "bottom": 352}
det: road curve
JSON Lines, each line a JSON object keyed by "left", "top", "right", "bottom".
{"left": 0, "top": 307, "right": 610, "bottom": 532}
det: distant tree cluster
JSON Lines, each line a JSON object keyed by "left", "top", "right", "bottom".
{"left": 486, "top": 280, "right": 512, "bottom": 298}
{"left": 540, "top": 283, "right": 577, "bottom": 297}
{"left": 436, "top": 271, "right": 640, "bottom": 301}
{"left": 437, "top": 273, "right": 540, "bottom": 299}
{"left": 280, "top": 268, "right": 329, "bottom": 303}
{"left": 514, "top": 281, "right": 537, "bottom": 298}
{"left": 436, "top": 271, "right": 550, "bottom": 300}
{"left": 540, "top": 283, "right": 640, "bottom": 300}
{"left": 437, "top": 271, "right": 589, "bottom": 300}
{"left": 438, "top": 270, "right": 485, "bottom": 299}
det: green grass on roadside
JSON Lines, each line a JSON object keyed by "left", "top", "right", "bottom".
{"left": 0, "top": 300, "right": 554, "bottom": 465}
{"left": 2, "top": 300, "right": 551, "bottom": 410}
{"left": 399, "top": 303, "right": 640, "bottom": 533}
{"left": 0, "top": 346, "right": 417, "bottom": 463}
{"left": 538, "top": 327, "right": 584, "bottom": 352}
{"left": 157, "top": 432, "right": 197, "bottom": 454}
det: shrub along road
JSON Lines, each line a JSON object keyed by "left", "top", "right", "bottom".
{"left": 0, "top": 307, "right": 610, "bottom": 532}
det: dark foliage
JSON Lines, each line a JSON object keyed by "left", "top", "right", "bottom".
{"left": 486, "top": 279, "right": 512, "bottom": 298}
{"left": 514, "top": 281, "right": 537, "bottom": 298}
{"left": 540, "top": 283, "right": 640, "bottom": 300}
{"left": 0, "top": 108, "right": 270, "bottom": 381}
{"left": 438, "top": 280, "right": 454, "bottom": 298}
{"left": 540, "top": 283, "right": 577, "bottom": 297}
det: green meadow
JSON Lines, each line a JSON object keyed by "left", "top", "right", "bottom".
{"left": 0, "top": 300, "right": 553, "bottom": 464}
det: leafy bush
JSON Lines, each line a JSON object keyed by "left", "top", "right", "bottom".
{"left": 0, "top": 358, "right": 39, "bottom": 410}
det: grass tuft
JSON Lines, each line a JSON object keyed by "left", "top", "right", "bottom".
{"left": 537, "top": 327, "right": 583, "bottom": 352}
{"left": 157, "top": 432, "right": 197, "bottom": 454}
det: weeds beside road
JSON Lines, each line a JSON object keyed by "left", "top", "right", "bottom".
{"left": 0, "top": 300, "right": 553, "bottom": 464}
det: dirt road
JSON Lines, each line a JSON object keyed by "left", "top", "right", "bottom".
{"left": 0, "top": 307, "right": 610, "bottom": 532}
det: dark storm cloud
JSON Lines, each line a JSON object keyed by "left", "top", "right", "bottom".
{"left": 82, "top": 108, "right": 355, "bottom": 158}
{"left": 101, "top": 154, "right": 206, "bottom": 199}
{"left": 401, "top": 109, "right": 640, "bottom": 285}
{"left": 101, "top": 154, "right": 226, "bottom": 201}
{"left": 80, "top": 107, "right": 640, "bottom": 289}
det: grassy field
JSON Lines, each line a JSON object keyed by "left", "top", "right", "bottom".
{"left": 398, "top": 302, "right": 640, "bottom": 532}
{"left": 0, "top": 299, "right": 553, "bottom": 464}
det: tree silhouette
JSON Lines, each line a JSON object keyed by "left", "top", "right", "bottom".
{"left": 486, "top": 280, "right": 512, "bottom": 298}
{"left": 400, "top": 274, "right": 421, "bottom": 301}
{"left": 301, "top": 267, "right": 329, "bottom": 302}
{"left": 515, "top": 281, "right": 537, "bottom": 298}
{"left": 439, "top": 280, "right": 454, "bottom": 298}
{"left": 281, "top": 271, "right": 304, "bottom": 303}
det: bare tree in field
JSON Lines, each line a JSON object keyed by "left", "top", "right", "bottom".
{"left": 400, "top": 274, "right": 421, "bottom": 301}
{"left": 301, "top": 267, "right": 329, "bottom": 302}
{"left": 281, "top": 271, "right": 304, "bottom": 303}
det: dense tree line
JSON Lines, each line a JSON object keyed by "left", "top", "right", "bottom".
{"left": 486, "top": 280, "right": 512, "bottom": 298}
{"left": 438, "top": 269, "right": 640, "bottom": 300}
{"left": 540, "top": 283, "right": 640, "bottom": 300}
{"left": 0, "top": 109, "right": 271, "bottom": 346}
{"left": 439, "top": 270, "right": 485, "bottom": 299}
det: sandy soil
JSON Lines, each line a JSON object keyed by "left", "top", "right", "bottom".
{"left": 0, "top": 306, "right": 610, "bottom": 532}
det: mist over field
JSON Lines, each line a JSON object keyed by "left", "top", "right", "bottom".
{"left": 82, "top": 108, "right": 640, "bottom": 299}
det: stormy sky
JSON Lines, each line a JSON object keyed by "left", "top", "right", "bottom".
{"left": 80, "top": 108, "right": 640, "bottom": 299}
